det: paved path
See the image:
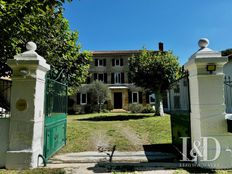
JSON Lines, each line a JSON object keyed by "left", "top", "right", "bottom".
{"left": 46, "top": 151, "right": 184, "bottom": 174}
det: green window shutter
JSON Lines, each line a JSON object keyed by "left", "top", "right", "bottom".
{"left": 139, "top": 92, "right": 143, "bottom": 103}
{"left": 146, "top": 91, "right": 150, "bottom": 103}
{"left": 104, "top": 73, "right": 107, "bottom": 83}
{"left": 103, "top": 59, "right": 106, "bottom": 66}
{"left": 87, "top": 93, "right": 91, "bottom": 104}
{"left": 76, "top": 93, "right": 80, "bottom": 105}
{"left": 128, "top": 91, "right": 132, "bottom": 103}
{"left": 95, "top": 59, "right": 98, "bottom": 66}
{"left": 111, "top": 73, "right": 114, "bottom": 84}
{"left": 120, "top": 58, "right": 123, "bottom": 66}
{"left": 121, "top": 73, "right": 124, "bottom": 83}
{"left": 94, "top": 73, "right": 97, "bottom": 80}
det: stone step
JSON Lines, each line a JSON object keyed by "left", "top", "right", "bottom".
{"left": 111, "top": 109, "right": 128, "bottom": 113}
{"left": 49, "top": 151, "right": 178, "bottom": 164}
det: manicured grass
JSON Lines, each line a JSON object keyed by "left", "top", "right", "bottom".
{"left": 60, "top": 112, "right": 172, "bottom": 153}
{"left": 174, "top": 169, "right": 232, "bottom": 174}
{"left": 0, "top": 168, "right": 65, "bottom": 174}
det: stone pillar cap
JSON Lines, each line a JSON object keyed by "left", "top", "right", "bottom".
{"left": 14, "top": 41, "right": 45, "bottom": 62}
{"left": 189, "top": 38, "right": 221, "bottom": 59}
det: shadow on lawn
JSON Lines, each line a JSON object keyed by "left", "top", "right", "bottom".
{"left": 77, "top": 115, "right": 152, "bottom": 121}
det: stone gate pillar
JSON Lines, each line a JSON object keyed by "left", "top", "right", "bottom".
{"left": 5, "top": 42, "right": 50, "bottom": 169}
{"left": 184, "top": 38, "right": 232, "bottom": 169}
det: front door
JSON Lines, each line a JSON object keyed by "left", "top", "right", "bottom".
{"left": 114, "top": 92, "right": 122, "bottom": 109}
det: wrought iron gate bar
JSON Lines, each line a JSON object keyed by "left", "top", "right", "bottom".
{"left": 224, "top": 75, "right": 232, "bottom": 113}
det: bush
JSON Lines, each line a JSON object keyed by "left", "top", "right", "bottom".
{"left": 102, "top": 109, "right": 110, "bottom": 113}
{"left": 142, "top": 104, "right": 155, "bottom": 113}
{"left": 84, "top": 104, "right": 93, "bottom": 114}
{"left": 128, "top": 104, "right": 144, "bottom": 113}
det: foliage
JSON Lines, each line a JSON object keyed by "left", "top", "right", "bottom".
{"left": 88, "top": 80, "right": 111, "bottom": 113}
{"left": 128, "top": 49, "right": 180, "bottom": 115}
{"left": 141, "top": 104, "right": 155, "bottom": 113}
{"left": 128, "top": 104, "right": 155, "bottom": 113}
{"left": 0, "top": 0, "right": 91, "bottom": 90}
{"left": 128, "top": 104, "right": 144, "bottom": 113}
{"left": 221, "top": 48, "right": 232, "bottom": 57}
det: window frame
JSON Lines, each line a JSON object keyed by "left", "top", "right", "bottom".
{"left": 114, "top": 73, "right": 121, "bottom": 84}
{"left": 113, "top": 59, "right": 122, "bottom": 67}
{"left": 80, "top": 93, "right": 87, "bottom": 105}
{"left": 132, "top": 92, "right": 139, "bottom": 104}
{"left": 98, "top": 73, "right": 104, "bottom": 82}
{"left": 149, "top": 93, "right": 155, "bottom": 104}
{"left": 95, "top": 59, "right": 106, "bottom": 67}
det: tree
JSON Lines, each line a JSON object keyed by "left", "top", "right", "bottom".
{"left": 88, "top": 80, "right": 111, "bottom": 113}
{"left": 222, "top": 48, "right": 232, "bottom": 57}
{"left": 128, "top": 49, "right": 180, "bottom": 116}
{"left": 0, "top": 0, "right": 91, "bottom": 91}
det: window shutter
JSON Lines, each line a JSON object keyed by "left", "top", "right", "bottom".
{"left": 128, "top": 91, "right": 132, "bottom": 103}
{"left": 104, "top": 73, "right": 107, "bottom": 83}
{"left": 94, "top": 73, "right": 97, "bottom": 80}
{"left": 112, "top": 59, "right": 115, "bottom": 66}
{"left": 95, "top": 59, "right": 98, "bottom": 66}
{"left": 86, "top": 77, "right": 91, "bottom": 84}
{"left": 139, "top": 92, "right": 143, "bottom": 103}
{"left": 76, "top": 93, "right": 80, "bottom": 105}
{"left": 120, "top": 58, "right": 123, "bottom": 66}
{"left": 87, "top": 93, "right": 91, "bottom": 104}
{"left": 121, "top": 73, "right": 124, "bottom": 83}
{"left": 146, "top": 92, "right": 150, "bottom": 103}
{"left": 103, "top": 59, "right": 106, "bottom": 66}
{"left": 111, "top": 73, "right": 114, "bottom": 84}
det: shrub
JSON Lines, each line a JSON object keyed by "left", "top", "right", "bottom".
{"left": 128, "top": 104, "right": 143, "bottom": 113}
{"left": 142, "top": 104, "right": 155, "bottom": 113}
{"left": 84, "top": 104, "right": 93, "bottom": 114}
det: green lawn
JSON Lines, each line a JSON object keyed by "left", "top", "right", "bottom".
{"left": 0, "top": 168, "right": 65, "bottom": 174}
{"left": 60, "top": 112, "right": 172, "bottom": 153}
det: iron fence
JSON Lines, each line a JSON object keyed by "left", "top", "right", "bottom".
{"left": 224, "top": 76, "right": 232, "bottom": 113}
{"left": 0, "top": 78, "right": 12, "bottom": 118}
{"left": 45, "top": 78, "right": 68, "bottom": 116}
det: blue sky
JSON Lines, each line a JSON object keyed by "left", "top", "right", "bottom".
{"left": 63, "top": 0, "right": 232, "bottom": 65}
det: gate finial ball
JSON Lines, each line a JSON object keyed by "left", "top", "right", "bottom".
{"left": 26, "top": 41, "right": 37, "bottom": 51}
{"left": 198, "top": 38, "right": 209, "bottom": 49}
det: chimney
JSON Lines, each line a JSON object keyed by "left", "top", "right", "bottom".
{"left": 158, "top": 42, "right": 164, "bottom": 51}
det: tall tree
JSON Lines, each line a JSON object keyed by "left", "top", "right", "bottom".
{"left": 128, "top": 49, "right": 180, "bottom": 116}
{"left": 0, "top": 0, "right": 91, "bottom": 90}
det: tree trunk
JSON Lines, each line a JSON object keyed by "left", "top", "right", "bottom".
{"left": 154, "top": 89, "right": 164, "bottom": 116}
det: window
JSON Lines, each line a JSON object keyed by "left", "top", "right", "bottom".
{"left": 149, "top": 93, "right": 155, "bottom": 104}
{"left": 112, "top": 58, "right": 123, "bottom": 66}
{"left": 111, "top": 73, "right": 124, "bottom": 84}
{"left": 81, "top": 93, "right": 87, "bottom": 105}
{"left": 94, "top": 73, "right": 107, "bottom": 83}
{"left": 98, "top": 74, "right": 104, "bottom": 81}
{"left": 114, "top": 73, "right": 121, "bottom": 84}
{"left": 174, "top": 84, "right": 180, "bottom": 93}
{"left": 132, "top": 92, "right": 138, "bottom": 103}
{"left": 174, "top": 96, "right": 180, "bottom": 109}
{"left": 95, "top": 59, "right": 106, "bottom": 66}
{"left": 183, "top": 80, "right": 188, "bottom": 86}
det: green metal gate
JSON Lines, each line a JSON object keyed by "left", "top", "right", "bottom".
{"left": 44, "top": 75, "right": 68, "bottom": 160}
{"left": 168, "top": 75, "right": 191, "bottom": 157}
